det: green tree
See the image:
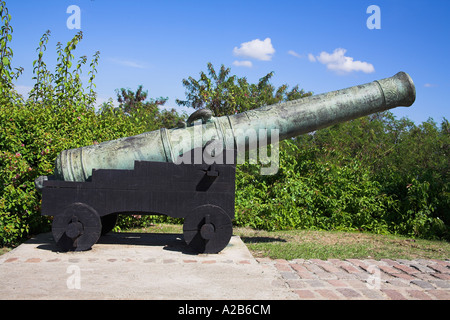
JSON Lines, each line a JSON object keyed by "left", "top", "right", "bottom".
{"left": 115, "top": 85, "right": 185, "bottom": 131}
{"left": 291, "top": 113, "right": 449, "bottom": 239}
{"left": 116, "top": 85, "right": 167, "bottom": 114}
{"left": 176, "top": 62, "right": 312, "bottom": 117}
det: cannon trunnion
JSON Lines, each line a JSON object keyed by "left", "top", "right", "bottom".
{"left": 41, "top": 152, "right": 236, "bottom": 253}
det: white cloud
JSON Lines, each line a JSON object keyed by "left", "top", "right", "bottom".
{"left": 424, "top": 83, "right": 438, "bottom": 88}
{"left": 288, "top": 50, "right": 302, "bottom": 59}
{"left": 309, "top": 48, "right": 374, "bottom": 74}
{"left": 233, "top": 38, "right": 275, "bottom": 61}
{"left": 108, "top": 57, "right": 148, "bottom": 69}
{"left": 232, "top": 60, "right": 253, "bottom": 68}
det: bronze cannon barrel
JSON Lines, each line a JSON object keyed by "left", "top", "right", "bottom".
{"left": 51, "top": 71, "right": 415, "bottom": 183}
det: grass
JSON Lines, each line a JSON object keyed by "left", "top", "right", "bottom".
{"left": 124, "top": 223, "right": 450, "bottom": 261}
{"left": 0, "top": 247, "right": 10, "bottom": 256}
{"left": 1, "top": 223, "right": 449, "bottom": 260}
{"left": 234, "top": 227, "right": 450, "bottom": 260}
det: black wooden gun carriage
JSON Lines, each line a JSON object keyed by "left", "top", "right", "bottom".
{"left": 40, "top": 148, "right": 236, "bottom": 254}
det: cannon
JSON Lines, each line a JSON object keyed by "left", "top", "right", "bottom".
{"left": 36, "top": 72, "right": 415, "bottom": 253}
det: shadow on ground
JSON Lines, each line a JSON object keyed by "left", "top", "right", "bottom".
{"left": 28, "top": 232, "right": 201, "bottom": 255}
{"left": 240, "top": 236, "right": 287, "bottom": 244}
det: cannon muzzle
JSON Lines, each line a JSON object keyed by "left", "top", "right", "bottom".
{"left": 38, "top": 71, "right": 415, "bottom": 185}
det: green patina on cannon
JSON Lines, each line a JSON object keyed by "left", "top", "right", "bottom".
{"left": 36, "top": 72, "right": 415, "bottom": 253}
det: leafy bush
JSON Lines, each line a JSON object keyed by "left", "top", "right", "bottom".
{"left": 235, "top": 115, "right": 449, "bottom": 240}
{"left": 0, "top": 2, "right": 184, "bottom": 246}
{"left": 234, "top": 141, "right": 395, "bottom": 234}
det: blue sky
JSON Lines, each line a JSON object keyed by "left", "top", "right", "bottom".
{"left": 7, "top": 0, "right": 450, "bottom": 125}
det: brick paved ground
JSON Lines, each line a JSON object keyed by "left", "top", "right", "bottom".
{"left": 5, "top": 254, "right": 447, "bottom": 300}
{"left": 257, "top": 258, "right": 450, "bottom": 300}
{"left": 158, "top": 257, "right": 447, "bottom": 300}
